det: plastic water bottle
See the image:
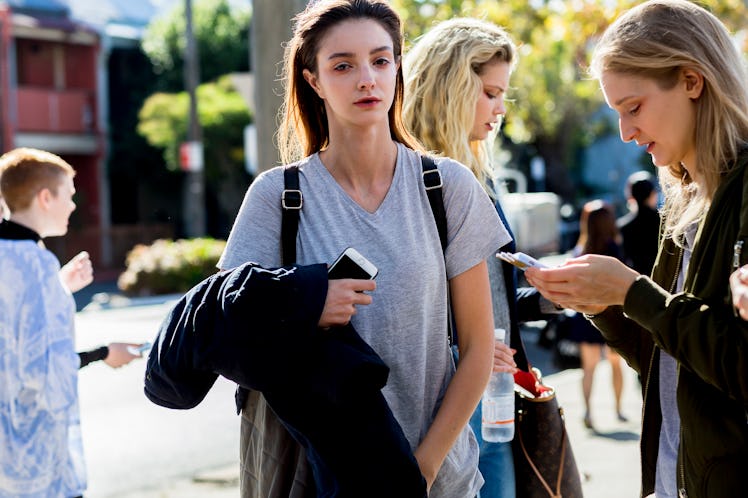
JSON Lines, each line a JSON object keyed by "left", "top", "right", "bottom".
{"left": 481, "top": 328, "right": 515, "bottom": 442}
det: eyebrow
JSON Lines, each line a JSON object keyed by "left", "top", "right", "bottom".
{"left": 614, "top": 95, "right": 636, "bottom": 106}
{"left": 484, "top": 84, "right": 506, "bottom": 93}
{"left": 327, "top": 45, "right": 393, "bottom": 60}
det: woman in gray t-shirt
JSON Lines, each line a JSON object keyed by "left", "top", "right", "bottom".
{"left": 219, "top": 2, "right": 508, "bottom": 497}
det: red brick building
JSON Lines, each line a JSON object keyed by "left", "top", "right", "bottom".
{"left": 0, "top": 2, "right": 109, "bottom": 266}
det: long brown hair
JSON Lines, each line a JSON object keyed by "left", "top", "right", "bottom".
{"left": 577, "top": 200, "right": 620, "bottom": 256}
{"left": 278, "top": 0, "right": 421, "bottom": 164}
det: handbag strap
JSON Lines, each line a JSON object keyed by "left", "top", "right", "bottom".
{"left": 420, "top": 155, "right": 456, "bottom": 346}
{"left": 421, "top": 155, "right": 448, "bottom": 250}
{"left": 234, "top": 165, "right": 304, "bottom": 412}
{"left": 281, "top": 165, "right": 303, "bottom": 266}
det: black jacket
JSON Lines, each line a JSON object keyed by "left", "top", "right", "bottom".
{"left": 591, "top": 149, "right": 748, "bottom": 498}
{"left": 144, "top": 261, "right": 426, "bottom": 497}
{"left": 618, "top": 204, "right": 661, "bottom": 275}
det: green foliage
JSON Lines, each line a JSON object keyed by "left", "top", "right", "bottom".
{"left": 117, "top": 238, "right": 226, "bottom": 296}
{"left": 141, "top": 0, "right": 250, "bottom": 91}
{"left": 137, "top": 75, "right": 252, "bottom": 173}
{"left": 137, "top": 75, "right": 253, "bottom": 237}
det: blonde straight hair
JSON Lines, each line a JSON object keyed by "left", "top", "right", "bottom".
{"left": 403, "top": 18, "right": 516, "bottom": 197}
{"left": 590, "top": 0, "right": 748, "bottom": 244}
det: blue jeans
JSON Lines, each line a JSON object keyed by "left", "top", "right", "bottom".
{"left": 470, "top": 399, "right": 516, "bottom": 498}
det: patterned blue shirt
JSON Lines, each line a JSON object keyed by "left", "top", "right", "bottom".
{"left": 0, "top": 234, "right": 85, "bottom": 497}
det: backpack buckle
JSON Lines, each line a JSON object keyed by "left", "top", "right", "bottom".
{"left": 282, "top": 189, "right": 303, "bottom": 210}
{"left": 422, "top": 169, "right": 443, "bottom": 190}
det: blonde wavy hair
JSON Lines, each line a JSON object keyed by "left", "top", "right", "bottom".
{"left": 403, "top": 18, "right": 516, "bottom": 197}
{"left": 277, "top": 0, "right": 421, "bottom": 164}
{"left": 590, "top": 0, "right": 748, "bottom": 245}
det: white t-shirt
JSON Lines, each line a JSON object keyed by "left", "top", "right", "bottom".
{"left": 219, "top": 142, "right": 510, "bottom": 497}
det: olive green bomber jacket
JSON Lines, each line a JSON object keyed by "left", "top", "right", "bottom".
{"left": 590, "top": 148, "right": 748, "bottom": 498}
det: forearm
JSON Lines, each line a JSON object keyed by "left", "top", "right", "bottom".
{"left": 625, "top": 275, "right": 748, "bottom": 399}
{"left": 78, "top": 346, "right": 108, "bottom": 368}
{"left": 414, "top": 342, "right": 490, "bottom": 482}
{"left": 414, "top": 261, "right": 493, "bottom": 484}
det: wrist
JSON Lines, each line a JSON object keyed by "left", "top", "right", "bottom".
{"left": 583, "top": 305, "right": 609, "bottom": 319}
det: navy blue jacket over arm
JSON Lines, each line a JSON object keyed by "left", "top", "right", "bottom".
{"left": 143, "top": 261, "right": 426, "bottom": 498}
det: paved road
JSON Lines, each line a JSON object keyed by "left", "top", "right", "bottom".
{"left": 75, "top": 294, "right": 643, "bottom": 497}
{"left": 75, "top": 298, "right": 240, "bottom": 498}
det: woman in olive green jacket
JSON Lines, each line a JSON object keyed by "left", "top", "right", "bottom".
{"left": 525, "top": 1, "right": 748, "bottom": 497}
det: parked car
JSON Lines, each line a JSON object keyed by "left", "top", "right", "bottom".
{"left": 496, "top": 168, "right": 561, "bottom": 257}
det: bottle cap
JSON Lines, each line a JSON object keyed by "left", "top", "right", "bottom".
{"left": 494, "top": 328, "right": 506, "bottom": 341}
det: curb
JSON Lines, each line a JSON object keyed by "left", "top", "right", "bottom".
{"left": 82, "top": 292, "right": 182, "bottom": 311}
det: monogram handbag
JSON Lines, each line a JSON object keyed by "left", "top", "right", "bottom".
{"left": 511, "top": 330, "right": 584, "bottom": 498}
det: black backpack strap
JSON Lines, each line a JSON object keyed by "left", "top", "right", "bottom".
{"left": 238, "top": 165, "right": 303, "bottom": 414}
{"left": 281, "top": 165, "right": 303, "bottom": 266}
{"left": 421, "top": 155, "right": 448, "bottom": 252}
{"left": 421, "top": 155, "right": 455, "bottom": 346}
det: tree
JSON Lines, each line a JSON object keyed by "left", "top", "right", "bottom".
{"left": 138, "top": 76, "right": 252, "bottom": 237}
{"left": 141, "top": 0, "right": 251, "bottom": 92}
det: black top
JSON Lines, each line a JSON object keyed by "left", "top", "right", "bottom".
{"left": 618, "top": 205, "right": 661, "bottom": 275}
{"left": 0, "top": 219, "right": 41, "bottom": 242}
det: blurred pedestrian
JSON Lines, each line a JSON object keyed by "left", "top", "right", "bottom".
{"left": 0, "top": 148, "right": 143, "bottom": 497}
{"left": 403, "top": 17, "right": 561, "bottom": 497}
{"left": 617, "top": 170, "right": 660, "bottom": 275}
{"left": 567, "top": 200, "right": 627, "bottom": 429}
{"left": 525, "top": 1, "right": 748, "bottom": 496}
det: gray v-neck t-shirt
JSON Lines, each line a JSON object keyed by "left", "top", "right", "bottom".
{"left": 219, "top": 142, "right": 509, "bottom": 497}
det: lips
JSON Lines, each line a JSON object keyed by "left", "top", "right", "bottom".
{"left": 355, "top": 96, "right": 381, "bottom": 105}
{"left": 637, "top": 141, "right": 654, "bottom": 154}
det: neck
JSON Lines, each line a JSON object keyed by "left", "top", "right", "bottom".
{"left": 321, "top": 129, "right": 398, "bottom": 185}
{"left": 319, "top": 135, "right": 398, "bottom": 213}
{"left": 10, "top": 212, "right": 45, "bottom": 237}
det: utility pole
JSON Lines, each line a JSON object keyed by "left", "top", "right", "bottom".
{"left": 251, "top": 0, "right": 307, "bottom": 173}
{"left": 182, "top": 0, "right": 206, "bottom": 237}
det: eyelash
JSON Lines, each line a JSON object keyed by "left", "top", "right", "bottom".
{"left": 333, "top": 58, "right": 391, "bottom": 72}
{"left": 629, "top": 104, "right": 640, "bottom": 116}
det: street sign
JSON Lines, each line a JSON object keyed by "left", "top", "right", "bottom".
{"left": 179, "top": 141, "right": 203, "bottom": 172}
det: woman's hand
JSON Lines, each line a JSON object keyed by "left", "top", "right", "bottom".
{"left": 318, "top": 278, "right": 376, "bottom": 328}
{"left": 413, "top": 450, "right": 437, "bottom": 494}
{"left": 525, "top": 254, "right": 639, "bottom": 310}
{"left": 492, "top": 340, "right": 517, "bottom": 374}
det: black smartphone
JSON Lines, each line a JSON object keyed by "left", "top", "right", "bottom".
{"left": 328, "top": 247, "right": 378, "bottom": 280}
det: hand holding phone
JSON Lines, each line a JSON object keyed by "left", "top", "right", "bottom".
{"left": 127, "top": 342, "right": 152, "bottom": 357}
{"left": 328, "top": 247, "right": 378, "bottom": 280}
{"left": 496, "top": 251, "right": 548, "bottom": 271}
{"left": 320, "top": 248, "right": 376, "bottom": 328}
